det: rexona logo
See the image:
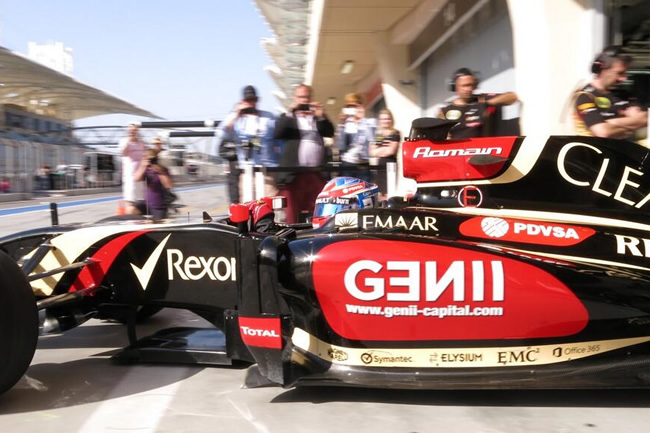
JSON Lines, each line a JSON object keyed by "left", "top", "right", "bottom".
{"left": 167, "top": 250, "right": 236, "bottom": 281}
{"left": 239, "top": 317, "right": 282, "bottom": 349}
{"left": 312, "top": 240, "right": 587, "bottom": 341}
{"left": 412, "top": 147, "right": 502, "bottom": 159}
{"left": 130, "top": 235, "right": 237, "bottom": 290}
{"left": 459, "top": 217, "right": 595, "bottom": 246}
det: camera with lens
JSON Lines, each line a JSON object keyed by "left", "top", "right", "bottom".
{"left": 240, "top": 107, "right": 258, "bottom": 115}
{"left": 295, "top": 104, "right": 312, "bottom": 112}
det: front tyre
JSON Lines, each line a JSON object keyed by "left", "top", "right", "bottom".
{"left": 0, "top": 250, "right": 38, "bottom": 394}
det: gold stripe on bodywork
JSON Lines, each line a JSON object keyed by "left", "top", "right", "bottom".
{"left": 292, "top": 328, "right": 650, "bottom": 368}
{"left": 28, "top": 223, "right": 179, "bottom": 296}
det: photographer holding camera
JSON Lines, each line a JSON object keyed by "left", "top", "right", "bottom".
{"left": 134, "top": 148, "right": 173, "bottom": 221}
{"left": 216, "top": 85, "right": 279, "bottom": 203}
{"left": 337, "top": 92, "right": 375, "bottom": 181}
{"left": 274, "top": 84, "right": 334, "bottom": 223}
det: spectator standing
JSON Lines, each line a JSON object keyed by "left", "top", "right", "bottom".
{"left": 337, "top": 92, "right": 374, "bottom": 181}
{"left": 151, "top": 136, "right": 164, "bottom": 153}
{"left": 369, "top": 109, "right": 401, "bottom": 195}
{"left": 573, "top": 45, "right": 647, "bottom": 142}
{"left": 217, "top": 85, "right": 279, "bottom": 203}
{"left": 134, "top": 148, "right": 173, "bottom": 221}
{"left": 439, "top": 68, "right": 518, "bottom": 138}
{"left": 118, "top": 124, "right": 146, "bottom": 214}
{"left": 274, "top": 84, "right": 334, "bottom": 223}
{"left": 151, "top": 136, "right": 177, "bottom": 210}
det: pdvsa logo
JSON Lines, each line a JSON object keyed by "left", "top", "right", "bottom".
{"left": 459, "top": 217, "right": 595, "bottom": 246}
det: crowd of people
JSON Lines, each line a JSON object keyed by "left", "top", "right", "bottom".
{"left": 214, "top": 45, "right": 647, "bottom": 224}
{"left": 215, "top": 84, "right": 404, "bottom": 223}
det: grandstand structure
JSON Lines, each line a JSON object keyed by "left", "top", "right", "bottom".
{"left": 0, "top": 45, "right": 158, "bottom": 197}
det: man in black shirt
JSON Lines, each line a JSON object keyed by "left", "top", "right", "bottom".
{"left": 573, "top": 46, "right": 647, "bottom": 140}
{"left": 439, "top": 68, "right": 518, "bottom": 139}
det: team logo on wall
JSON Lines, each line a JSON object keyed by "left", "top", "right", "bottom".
{"left": 460, "top": 217, "right": 595, "bottom": 246}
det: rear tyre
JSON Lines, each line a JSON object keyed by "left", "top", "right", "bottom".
{"left": 0, "top": 250, "right": 38, "bottom": 394}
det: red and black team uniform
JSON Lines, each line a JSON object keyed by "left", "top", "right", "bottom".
{"left": 573, "top": 85, "right": 631, "bottom": 136}
{"left": 439, "top": 94, "right": 499, "bottom": 139}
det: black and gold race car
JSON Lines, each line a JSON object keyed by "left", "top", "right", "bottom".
{"left": 3, "top": 118, "right": 650, "bottom": 395}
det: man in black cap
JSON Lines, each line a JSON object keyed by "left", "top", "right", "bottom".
{"left": 216, "top": 85, "right": 279, "bottom": 203}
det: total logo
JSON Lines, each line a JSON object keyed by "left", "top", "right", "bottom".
{"left": 240, "top": 326, "right": 280, "bottom": 338}
{"left": 459, "top": 217, "right": 595, "bottom": 247}
{"left": 239, "top": 317, "right": 282, "bottom": 349}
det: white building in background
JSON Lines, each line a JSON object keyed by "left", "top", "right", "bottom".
{"left": 27, "top": 41, "right": 74, "bottom": 76}
{"left": 255, "top": 0, "right": 649, "bottom": 193}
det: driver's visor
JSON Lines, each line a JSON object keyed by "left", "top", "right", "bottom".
{"left": 313, "top": 202, "right": 349, "bottom": 218}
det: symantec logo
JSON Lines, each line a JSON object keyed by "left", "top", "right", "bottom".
{"left": 312, "top": 240, "right": 587, "bottom": 341}
{"left": 459, "top": 217, "right": 595, "bottom": 246}
{"left": 239, "top": 317, "right": 282, "bottom": 349}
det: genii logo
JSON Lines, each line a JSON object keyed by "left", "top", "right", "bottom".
{"left": 239, "top": 317, "right": 282, "bottom": 349}
{"left": 312, "top": 240, "right": 587, "bottom": 341}
{"left": 459, "top": 217, "right": 595, "bottom": 246}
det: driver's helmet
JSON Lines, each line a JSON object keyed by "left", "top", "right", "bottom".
{"left": 312, "top": 176, "right": 379, "bottom": 228}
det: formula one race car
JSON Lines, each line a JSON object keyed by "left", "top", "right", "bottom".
{"left": 3, "top": 117, "right": 650, "bottom": 395}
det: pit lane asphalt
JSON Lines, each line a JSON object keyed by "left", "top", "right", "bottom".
{"left": 1, "top": 186, "right": 650, "bottom": 432}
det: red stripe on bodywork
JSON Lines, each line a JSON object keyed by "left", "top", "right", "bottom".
{"left": 70, "top": 230, "right": 150, "bottom": 292}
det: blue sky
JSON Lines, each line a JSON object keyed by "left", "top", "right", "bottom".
{"left": 0, "top": 0, "right": 279, "bottom": 126}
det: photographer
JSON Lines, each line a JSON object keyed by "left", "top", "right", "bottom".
{"left": 134, "top": 148, "right": 172, "bottom": 221}
{"left": 274, "top": 84, "right": 334, "bottom": 223}
{"left": 217, "top": 85, "right": 278, "bottom": 203}
{"left": 337, "top": 92, "right": 375, "bottom": 181}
